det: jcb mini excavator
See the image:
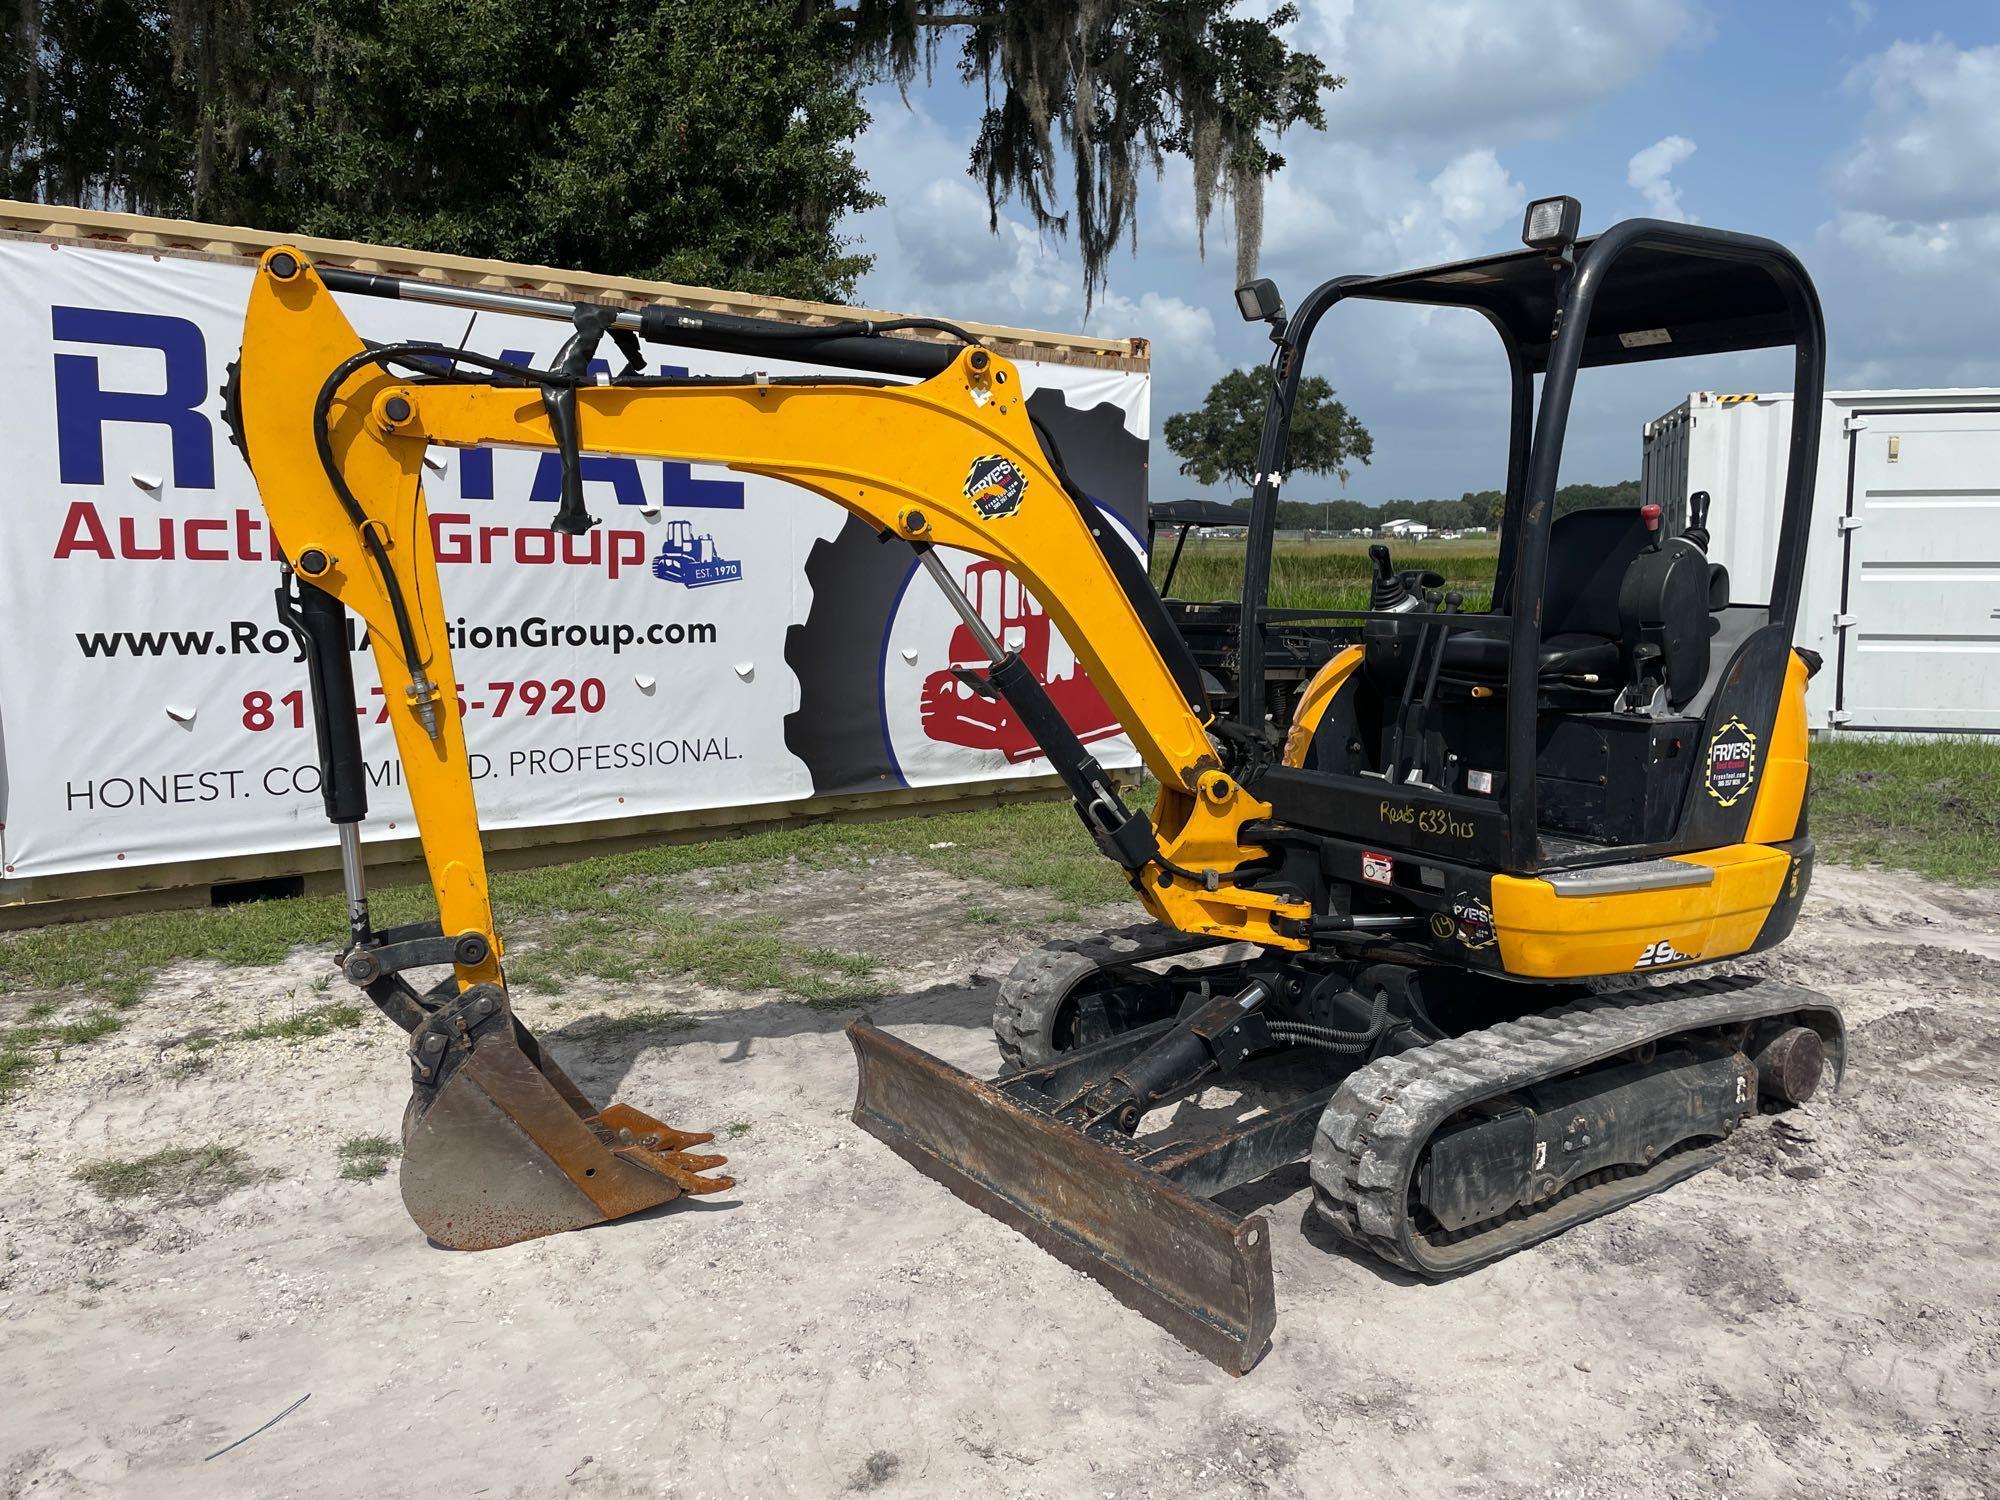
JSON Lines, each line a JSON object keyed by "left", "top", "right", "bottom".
{"left": 230, "top": 196, "right": 1843, "bottom": 1372}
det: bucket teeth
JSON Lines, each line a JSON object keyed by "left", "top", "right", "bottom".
{"left": 594, "top": 1101, "right": 732, "bottom": 1192}
{"left": 594, "top": 1102, "right": 718, "bottom": 1153}
{"left": 636, "top": 1150, "right": 734, "bottom": 1193}
{"left": 399, "top": 994, "right": 730, "bottom": 1250}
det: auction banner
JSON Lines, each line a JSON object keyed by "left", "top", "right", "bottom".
{"left": 0, "top": 239, "right": 1147, "bottom": 885}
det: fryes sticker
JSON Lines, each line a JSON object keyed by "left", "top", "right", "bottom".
{"left": 1704, "top": 716, "right": 1758, "bottom": 808}
{"left": 964, "top": 454, "right": 1028, "bottom": 519}
{"left": 1450, "top": 895, "right": 1497, "bottom": 950}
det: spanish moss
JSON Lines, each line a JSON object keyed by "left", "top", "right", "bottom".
{"left": 4, "top": 2, "right": 1336, "bottom": 307}
{"left": 841, "top": 1, "right": 1337, "bottom": 305}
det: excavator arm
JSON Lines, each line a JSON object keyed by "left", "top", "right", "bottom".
{"left": 233, "top": 247, "right": 1304, "bottom": 1254}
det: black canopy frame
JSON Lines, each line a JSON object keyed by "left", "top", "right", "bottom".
{"left": 1237, "top": 218, "right": 1827, "bottom": 872}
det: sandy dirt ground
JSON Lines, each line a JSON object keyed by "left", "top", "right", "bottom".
{"left": 3, "top": 857, "right": 1998, "bottom": 1499}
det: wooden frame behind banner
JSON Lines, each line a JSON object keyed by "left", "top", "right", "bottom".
{"left": 0, "top": 201, "right": 1149, "bottom": 370}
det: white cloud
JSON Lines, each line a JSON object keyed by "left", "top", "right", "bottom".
{"left": 1832, "top": 40, "right": 2000, "bottom": 224}
{"left": 1431, "top": 149, "right": 1525, "bottom": 228}
{"left": 1084, "top": 291, "right": 1216, "bottom": 363}
{"left": 1828, "top": 209, "right": 2000, "bottom": 274}
{"left": 1134, "top": 2, "right": 1697, "bottom": 499}
{"left": 890, "top": 176, "right": 995, "bottom": 284}
{"left": 1627, "top": 135, "right": 1698, "bottom": 222}
{"left": 848, "top": 97, "right": 1081, "bottom": 331}
{"left": 1291, "top": 0, "right": 1706, "bottom": 142}
{"left": 1813, "top": 39, "right": 2000, "bottom": 391}
{"left": 1191, "top": 140, "right": 1524, "bottom": 278}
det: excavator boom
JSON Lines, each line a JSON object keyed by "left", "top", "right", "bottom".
{"left": 233, "top": 247, "right": 1301, "bottom": 1257}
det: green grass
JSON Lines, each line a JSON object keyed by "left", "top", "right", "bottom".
{"left": 51, "top": 1010, "right": 123, "bottom": 1045}
{"left": 234, "top": 1001, "right": 364, "bottom": 1043}
{"left": 515, "top": 908, "right": 880, "bottom": 1008}
{"left": 0, "top": 796, "right": 1123, "bottom": 1003}
{"left": 0, "top": 793, "right": 1136, "bottom": 1101}
{"left": 0, "top": 891, "right": 433, "bottom": 1006}
{"left": 467, "top": 796, "right": 1139, "bottom": 1006}
{"left": 1810, "top": 736, "right": 2000, "bottom": 886}
{"left": 336, "top": 1134, "right": 399, "bottom": 1182}
{"left": 492, "top": 796, "right": 1135, "bottom": 919}
{"left": 0, "top": 1006, "right": 127, "bottom": 1101}
{"left": 1153, "top": 536, "right": 1499, "bottom": 613}
{"left": 74, "top": 1143, "right": 260, "bottom": 1204}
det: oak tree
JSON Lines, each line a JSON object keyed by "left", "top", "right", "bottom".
{"left": 1165, "top": 366, "right": 1374, "bottom": 495}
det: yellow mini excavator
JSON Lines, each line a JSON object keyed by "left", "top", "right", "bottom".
{"left": 230, "top": 196, "right": 1843, "bottom": 1372}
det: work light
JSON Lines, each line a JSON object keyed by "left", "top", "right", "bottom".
{"left": 1521, "top": 195, "right": 1582, "bottom": 255}
{"left": 1234, "top": 278, "right": 1283, "bottom": 323}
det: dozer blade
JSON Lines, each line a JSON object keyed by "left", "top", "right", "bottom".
{"left": 401, "top": 993, "right": 731, "bottom": 1251}
{"left": 847, "top": 1018, "right": 1275, "bottom": 1374}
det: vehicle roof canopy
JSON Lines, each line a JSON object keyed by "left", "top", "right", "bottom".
{"left": 1150, "top": 499, "right": 1248, "bottom": 528}
{"left": 1343, "top": 238, "right": 1798, "bottom": 372}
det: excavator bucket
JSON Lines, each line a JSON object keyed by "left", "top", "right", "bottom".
{"left": 847, "top": 1018, "right": 1277, "bottom": 1373}
{"left": 400, "top": 1002, "right": 732, "bottom": 1251}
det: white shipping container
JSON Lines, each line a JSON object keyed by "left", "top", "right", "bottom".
{"left": 1642, "top": 389, "right": 2000, "bottom": 735}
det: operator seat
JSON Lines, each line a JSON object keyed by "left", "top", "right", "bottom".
{"left": 1443, "top": 507, "right": 1651, "bottom": 683}
{"left": 1364, "top": 506, "right": 1719, "bottom": 706}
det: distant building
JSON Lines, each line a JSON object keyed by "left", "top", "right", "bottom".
{"left": 1379, "top": 518, "right": 1431, "bottom": 538}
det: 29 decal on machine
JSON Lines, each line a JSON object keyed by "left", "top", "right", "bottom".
{"left": 964, "top": 454, "right": 1028, "bottom": 519}
{"left": 1635, "top": 937, "right": 1696, "bottom": 969}
{"left": 1704, "top": 716, "right": 1759, "bottom": 808}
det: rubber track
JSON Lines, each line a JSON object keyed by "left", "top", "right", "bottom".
{"left": 993, "top": 924, "right": 1234, "bottom": 1070}
{"left": 1308, "top": 973, "right": 1844, "bottom": 1276}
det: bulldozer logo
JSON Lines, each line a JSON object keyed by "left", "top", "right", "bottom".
{"left": 964, "top": 454, "right": 1028, "bottom": 519}
{"left": 649, "top": 518, "right": 741, "bottom": 588}
{"left": 1704, "top": 716, "right": 1758, "bottom": 807}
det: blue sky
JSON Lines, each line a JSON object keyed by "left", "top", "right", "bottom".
{"left": 843, "top": 1, "right": 2000, "bottom": 506}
